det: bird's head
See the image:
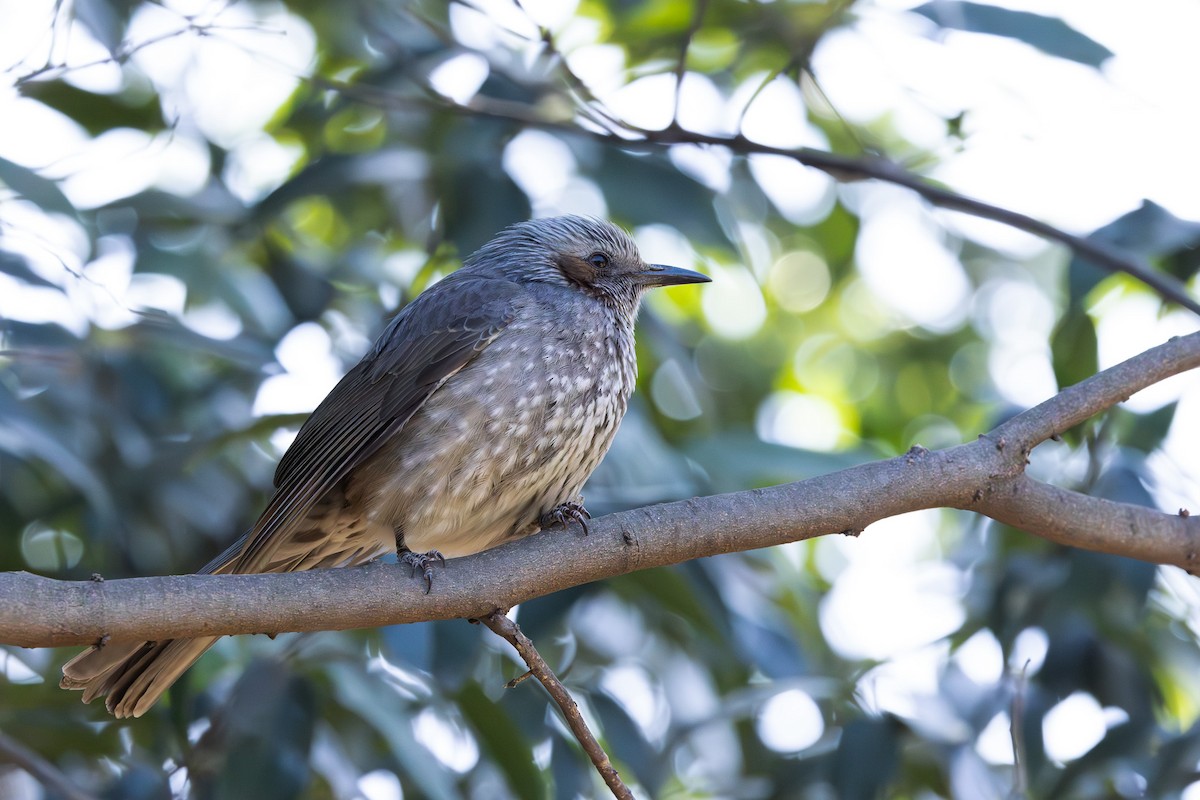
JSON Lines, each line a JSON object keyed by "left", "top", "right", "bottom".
{"left": 464, "top": 215, "right": 710, "bottom": 311}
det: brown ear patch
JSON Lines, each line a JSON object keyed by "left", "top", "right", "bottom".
{"left": 557, "top": 254, "right": 599, "bottom": 286}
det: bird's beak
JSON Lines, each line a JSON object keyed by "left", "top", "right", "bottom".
{"left": 635, "top": 263, "right": 712, "bottom": 287}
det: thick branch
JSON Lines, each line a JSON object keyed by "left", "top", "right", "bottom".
{"left": 1, "top": 332, "right": 1198, "bottom": 649}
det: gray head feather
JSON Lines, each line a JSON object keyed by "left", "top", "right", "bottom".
{"left": 462, "top": 215, "right": 649, "bottom": 308}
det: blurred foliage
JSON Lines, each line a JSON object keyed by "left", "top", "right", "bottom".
{"left": 2, "top": 1, "right": 1200, "bottom": 799}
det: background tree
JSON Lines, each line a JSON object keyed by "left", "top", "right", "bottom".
{"left": 2, "top": 1, "right": 1200, "bottom": 798}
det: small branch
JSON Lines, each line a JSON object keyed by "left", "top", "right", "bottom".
{"left": 480, "top": 611, "right": 633, "bottom": 800}
{"left": 991, "top": 333, "right": 1200, "bottom": 448}
{"left": 11, "top": 7, "right": 1193, "bottom": 310}
{"left": 971, "top": 474, "right": 1200, "bottom": 570}
{"left": 639, "top": 133, "right": 1200, "bottom": 316}
{"left": 306, "top": 77, "right": 1200, "bottom": 316}
{"left": 0, "top": 729, "right": 98, "bottom": 800}
{"left": 670, "top": 0, "right": 709, "bottom": 128}
{"left": 10, "top": 20, "right": 282, "bottom": 87}
{"left": 18, "top": 8, "right": 1191, "bottom": 316}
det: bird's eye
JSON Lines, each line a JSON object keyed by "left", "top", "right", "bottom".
{"left": 588, "top": 252, "right": 610, "bottom": 269}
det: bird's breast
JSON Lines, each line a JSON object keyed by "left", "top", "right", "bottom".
{"left": 359, "top": 300, "right": 638, "bottom": 556}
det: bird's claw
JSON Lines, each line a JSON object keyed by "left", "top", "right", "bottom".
{"left": 540, "top": 501, "right": 591, "bottom": 535}
{"left": 400, "top": 549, "right": 446, "bottom": 593}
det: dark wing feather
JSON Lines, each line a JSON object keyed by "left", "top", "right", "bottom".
{"left": 221, "top": 273, "right": 524, "bottom": 574}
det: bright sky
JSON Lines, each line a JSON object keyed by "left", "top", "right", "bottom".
{"left": 2, "top": 0, "right": 1199, "bottom": 782}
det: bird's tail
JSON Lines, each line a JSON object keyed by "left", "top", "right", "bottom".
{"left": 58, "top": 534, "right": 247, "bottom": 718}
{"left": 60, "top": 502, "right": 391, "bottom": 717}
{"left": 60, "top": 637, "right": 219, "bottom": 719}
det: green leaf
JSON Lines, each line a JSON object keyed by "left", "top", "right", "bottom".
{"left": 913, "top": 2, "right": 1113, "bottom": 66}
{"left": 1112, "top": 402, "right": 1177, "bottom": 454}
{"left": 457, "top": 682, "right": 546, "bottom": 799}
{"left": 265, "top": 243, "right": 335, "bottom": 322}
{"left": 590, "top": 692, "right": 656, "bottom": 788}
{"left": 615, "top": 562, "right": 730, "bottom": 644}
{"left": 1087, "top": 200, "right": 1200, "bottom": 255}
{"left": 20, "top": 80, "right": 165, "bottom": 135}
{"left": 191, "top": 660, "right": 316, "bottom": 800}
{"left": 1068, "top": 201, "right": 1200, "bottom": 304}
{"left": 597, "top": 150, "right": 728, "bottom": 248}
{"left": 431, "top": 618, "right": 481, "bottom": 691}
{"left": 0, "top": 250, "right": 56, "bottom": 287}
{"left": 1050, "top": 311, "right": 1097, "bottom": 390}
{"left": 833, "top": 717, "right": 900, "bottom": 797}
{"left": 74, "top": 0, "right": 140, "bottom": 53}
{"left": 624, "top": 0, "right": 694, "bottom": 34}
{"left": 436, "top": 123, "right": 532, "bottom": 254}
{"left": 0, "top": 156, "right": 76, "bottom": 217}
{"left": 0, "top": 391, "right": 116, "bottom": 525}
{"left": 330, "top": 663, "right": 459, "bottom": 800}
{"left": 684, "top": 430, "right": 875, "bottom": 492}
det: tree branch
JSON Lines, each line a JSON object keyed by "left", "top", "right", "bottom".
{"left": 479, "top": 611, "right": 634, "bottom": 800}
{"left": 14, "top": 16, "right": 1197, "bottom": 315}
{"left": 1009, "top": 662, "right": 1030, "bottom": 799}
{"left": 2, "top": 332, "right": 1198, "bottom": 649}
{"left": 305, "top": 77, "right": 1200, "bottom": 317}
{"left": 972, "top": 474, "right": 1199, "bottom": 566}
{"left": 670, "top": 0, "right": 709, "bottom": 129}
{"left": 605, "top": 132, "right": 1200, "bottom": 318}
{"left": 0, "top": 729, "right": 98, "bottom": 800}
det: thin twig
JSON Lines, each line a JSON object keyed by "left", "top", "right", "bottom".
{"left": 1009, "top": 660, "right": 1030, "bottom": 799}
{"left": 0, "top": 729, "right": 98, "bottom": 800}
{"left": 10, "top": 20, "right": 284, "bottom": 87}
{"left": 509, "top": 0, "right": 633, "bottom": 136}
{"left": 670, "top": 0, "right": 709, "bottom": 128}
{"left": 800, "top": 69, "right": 869, "bottom": 153}
{"left": 9, "top": 0, "right": 1196, "bottom": 314}
{"left": 479, "top": 610, "right": 634, "bottom": 800}
{"left": 735, "top": 0, "right": 859, "bottom": 146}
{"left": 306, "top": 77, "right": 1200, "bottom": 317}
{"left": 14, "top": 6, "right": 1189, "bottom": 314}
{"left": 640, "top": 132, "right": 1200, "bottom": 316}
{"left": 735, "top": 52, "right": 802, "bottom": 131}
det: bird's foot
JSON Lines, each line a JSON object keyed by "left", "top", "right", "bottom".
{"left": 539, "top": 501, "right": 591, "bottom": 536}
{"left": 399, "top": 548, "right": 446, "bottom": 593}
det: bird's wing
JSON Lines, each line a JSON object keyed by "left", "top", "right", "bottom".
{"left": 217, "top": 273, "right": 524, "bottom": 574}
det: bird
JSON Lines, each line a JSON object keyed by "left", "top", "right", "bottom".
{"left": 60, "top": 215, "right": 710, "bottom": 718}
